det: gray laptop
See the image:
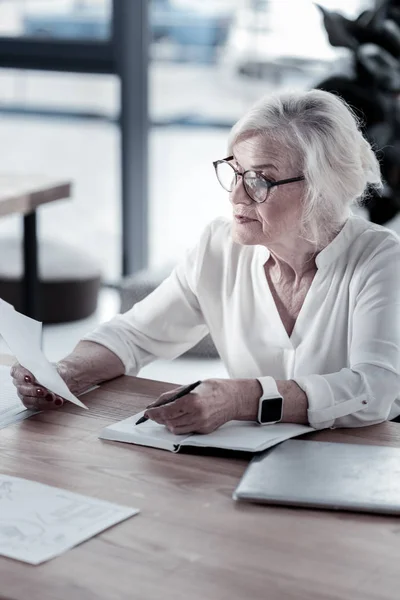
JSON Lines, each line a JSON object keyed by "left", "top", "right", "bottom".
{"left": 234, "top": 439, "right": 400, "bottom": 515}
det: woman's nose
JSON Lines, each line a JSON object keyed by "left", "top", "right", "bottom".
{"left": 229, "top": 178, "right": 252, "bottom": 206}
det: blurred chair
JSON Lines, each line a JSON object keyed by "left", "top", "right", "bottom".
{"left": 0, "top": 237, "right": 101, "bottom": 323}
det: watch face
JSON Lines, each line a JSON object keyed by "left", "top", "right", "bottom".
{"left": 260, "top": 397, "right": 282, "bottom": 423}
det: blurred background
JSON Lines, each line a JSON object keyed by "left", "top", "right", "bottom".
{"left": 0, "top": 0, "right": 398, "bottom": 381}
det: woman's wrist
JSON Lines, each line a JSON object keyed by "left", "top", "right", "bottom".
{"left": 233, "top": 379, "right": 262, "bottom": 421}
{"left": 56, "top": 360, "right": 92, "bottom": 396}
{"left": 57, "top": 340, "right": 125, "bottom": 395}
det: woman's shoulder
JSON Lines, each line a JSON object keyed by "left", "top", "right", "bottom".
{"left": 347, "top": 215, "right": 400, "bottom": 282}
{"left": 351, "top": 214, "right": 400, "bottom": 256}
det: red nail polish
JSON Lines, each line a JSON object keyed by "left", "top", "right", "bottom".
{"left": 45, "top": 393, "right": 53, "bottom": 402}
{"left": 36, "top": 388, "right": 44, "bottom": 397}
{"left": 54, "top": 398, "right": 63, "bottom": 407}
{"left": 24, "top": 375, "right": 31, "bottom": 383}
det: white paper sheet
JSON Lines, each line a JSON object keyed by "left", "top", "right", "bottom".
{"left": 0, "top": 473, "right": 139, "bottom": 565}
{"left": 0, "top": 365, "right": 37, "bottom": 428}
{"left": 0, "top": 300, "right": 87, "bottom": 409}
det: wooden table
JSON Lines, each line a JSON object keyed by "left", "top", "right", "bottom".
{"left": 1, "top": 363, "right": 400, "bottom": 600}
{"left": 0, "top": 174, "right": 71, "bottom": 318}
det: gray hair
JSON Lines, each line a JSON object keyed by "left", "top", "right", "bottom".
{"left": 228, "top": 89, "right": 382, "bottom": 248}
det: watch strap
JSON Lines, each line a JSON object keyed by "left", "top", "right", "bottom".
{"left": 257, "top": 376, "right": 281, "bottom": 400}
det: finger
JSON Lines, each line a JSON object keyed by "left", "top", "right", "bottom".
{"left": 164, "top": 416, "right": 198, "bottom": 435}
{"left": 146, "top": 394, "right": 199, "bottom": 422}
{"left": 145, "top": 407, "right": 196, "bottom": 433}
{"left": 162, "top": 395, "right": 196, "bottom": 419}
{"left": 168, "top": 424, "right": 196, "bottom": 435}
{"left": 146, "top": 385, "right": 189, "bottom": 409}
{"left": 145, "top": 403, "right": 186, "bottom": 423}
{"left": 19, "top": 392, "right": 64, "bottom": 411}
{"left": 146, "top": 404, "right": 181, "bottom": 422}
{"left": 15, "top": 383, "right": 51, "bottom": 399}
{"left": 145, "top": 410, "right": 166, "bottom": 425}
{"left": 11, "top": 364, "right": 37, "bottom": 385}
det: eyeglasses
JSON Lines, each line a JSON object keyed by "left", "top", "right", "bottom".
{"left": 213, "top": 155, "right": 305, "bottom": 204}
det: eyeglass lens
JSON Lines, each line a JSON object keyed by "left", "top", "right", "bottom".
{"left": 216, "top": 162, "right": 270, "bottom": 203}
{"left": 216, "top": 161, "right": 237, "bottom": 192}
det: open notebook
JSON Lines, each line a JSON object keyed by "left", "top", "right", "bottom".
{"left": 99, "top": 410, "right": 314, "bottom": 453}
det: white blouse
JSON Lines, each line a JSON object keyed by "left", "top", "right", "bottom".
{"left": 84, "top": 214, "right": 400, "bottom": 430}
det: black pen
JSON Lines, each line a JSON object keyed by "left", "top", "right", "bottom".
{"left": 135, "top": 380, "right": 202, "bottom": 425}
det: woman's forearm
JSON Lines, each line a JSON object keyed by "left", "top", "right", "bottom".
{"left": 276, "top": 379, "right": 309, "bottom": 424}
{"left": 57, "top": 340, "right": 125, "bottom": 395}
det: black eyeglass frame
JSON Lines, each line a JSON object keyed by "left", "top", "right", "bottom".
{"left": 213, "top": 155, "right": 305, "bottom": 203}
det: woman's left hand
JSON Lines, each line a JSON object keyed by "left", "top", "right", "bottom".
{"left": 145, "top": 378, "right": 261, "bottom": 435}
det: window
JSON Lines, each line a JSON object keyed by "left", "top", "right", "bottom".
{"left": 148, "top": 0, "right": 372, "bottom": 267}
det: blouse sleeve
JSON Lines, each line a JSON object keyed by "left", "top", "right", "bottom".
{"left": 292, "top": 237, "right": 400, "bottom": 429}
{"left": 82, "top": 224, "right": 214, "bottom": 374}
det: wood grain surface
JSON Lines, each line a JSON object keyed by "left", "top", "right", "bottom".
{"left": 1, "top": 356, "right": 400, "bottom": 600}
{"left": 0, "top": 174, "right": 71, "bottom": 217}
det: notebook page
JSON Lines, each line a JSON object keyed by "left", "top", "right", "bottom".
{"left": 183, "top": 421, "right": 313, "bottom": 452}
{"left": 99, "top": 411, "right": 189, "bottom": 452}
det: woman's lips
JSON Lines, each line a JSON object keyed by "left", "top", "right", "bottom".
{"left": 234, "top": 215, "right": 257, "bottom": 224}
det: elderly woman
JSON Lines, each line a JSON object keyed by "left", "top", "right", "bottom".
{"left": 11, "top": 89, "right": 400, "bottom": 433}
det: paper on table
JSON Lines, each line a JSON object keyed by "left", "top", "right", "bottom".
{"left": 0, "top": 299, "right": 87, "bottom": 409}
{"left": 0, "top": 473, "right": 139, "bottom": 565}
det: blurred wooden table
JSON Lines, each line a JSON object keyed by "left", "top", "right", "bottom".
{"left": 1, "top": 356, "right": 400, "bottom": 600}
{"left": 0, "top": 174, "right": 71, "bottom": 319}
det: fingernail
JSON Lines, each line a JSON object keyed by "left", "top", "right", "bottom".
{"left": 24, "top": 375, "right": 31, "bottom": 383}
{"left": 45, "top": 393, "right": 54, "bottom": 402}
{"left": 36, "top": 388, "right": 44, "bottom": 397}
{"left": 54, "top": 398, "right": 63, "bottom": 407}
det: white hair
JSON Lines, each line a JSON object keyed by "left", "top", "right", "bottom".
{"left": 228, "top": 89, "right": 383, "bottom": 248}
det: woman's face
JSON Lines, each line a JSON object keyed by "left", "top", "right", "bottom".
{"left": 230, "top": 134, "right": 305, "bottom": 247}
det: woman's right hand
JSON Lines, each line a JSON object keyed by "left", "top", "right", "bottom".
{"left": 10, "top": 362, "right": 68, "bottom": 410}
